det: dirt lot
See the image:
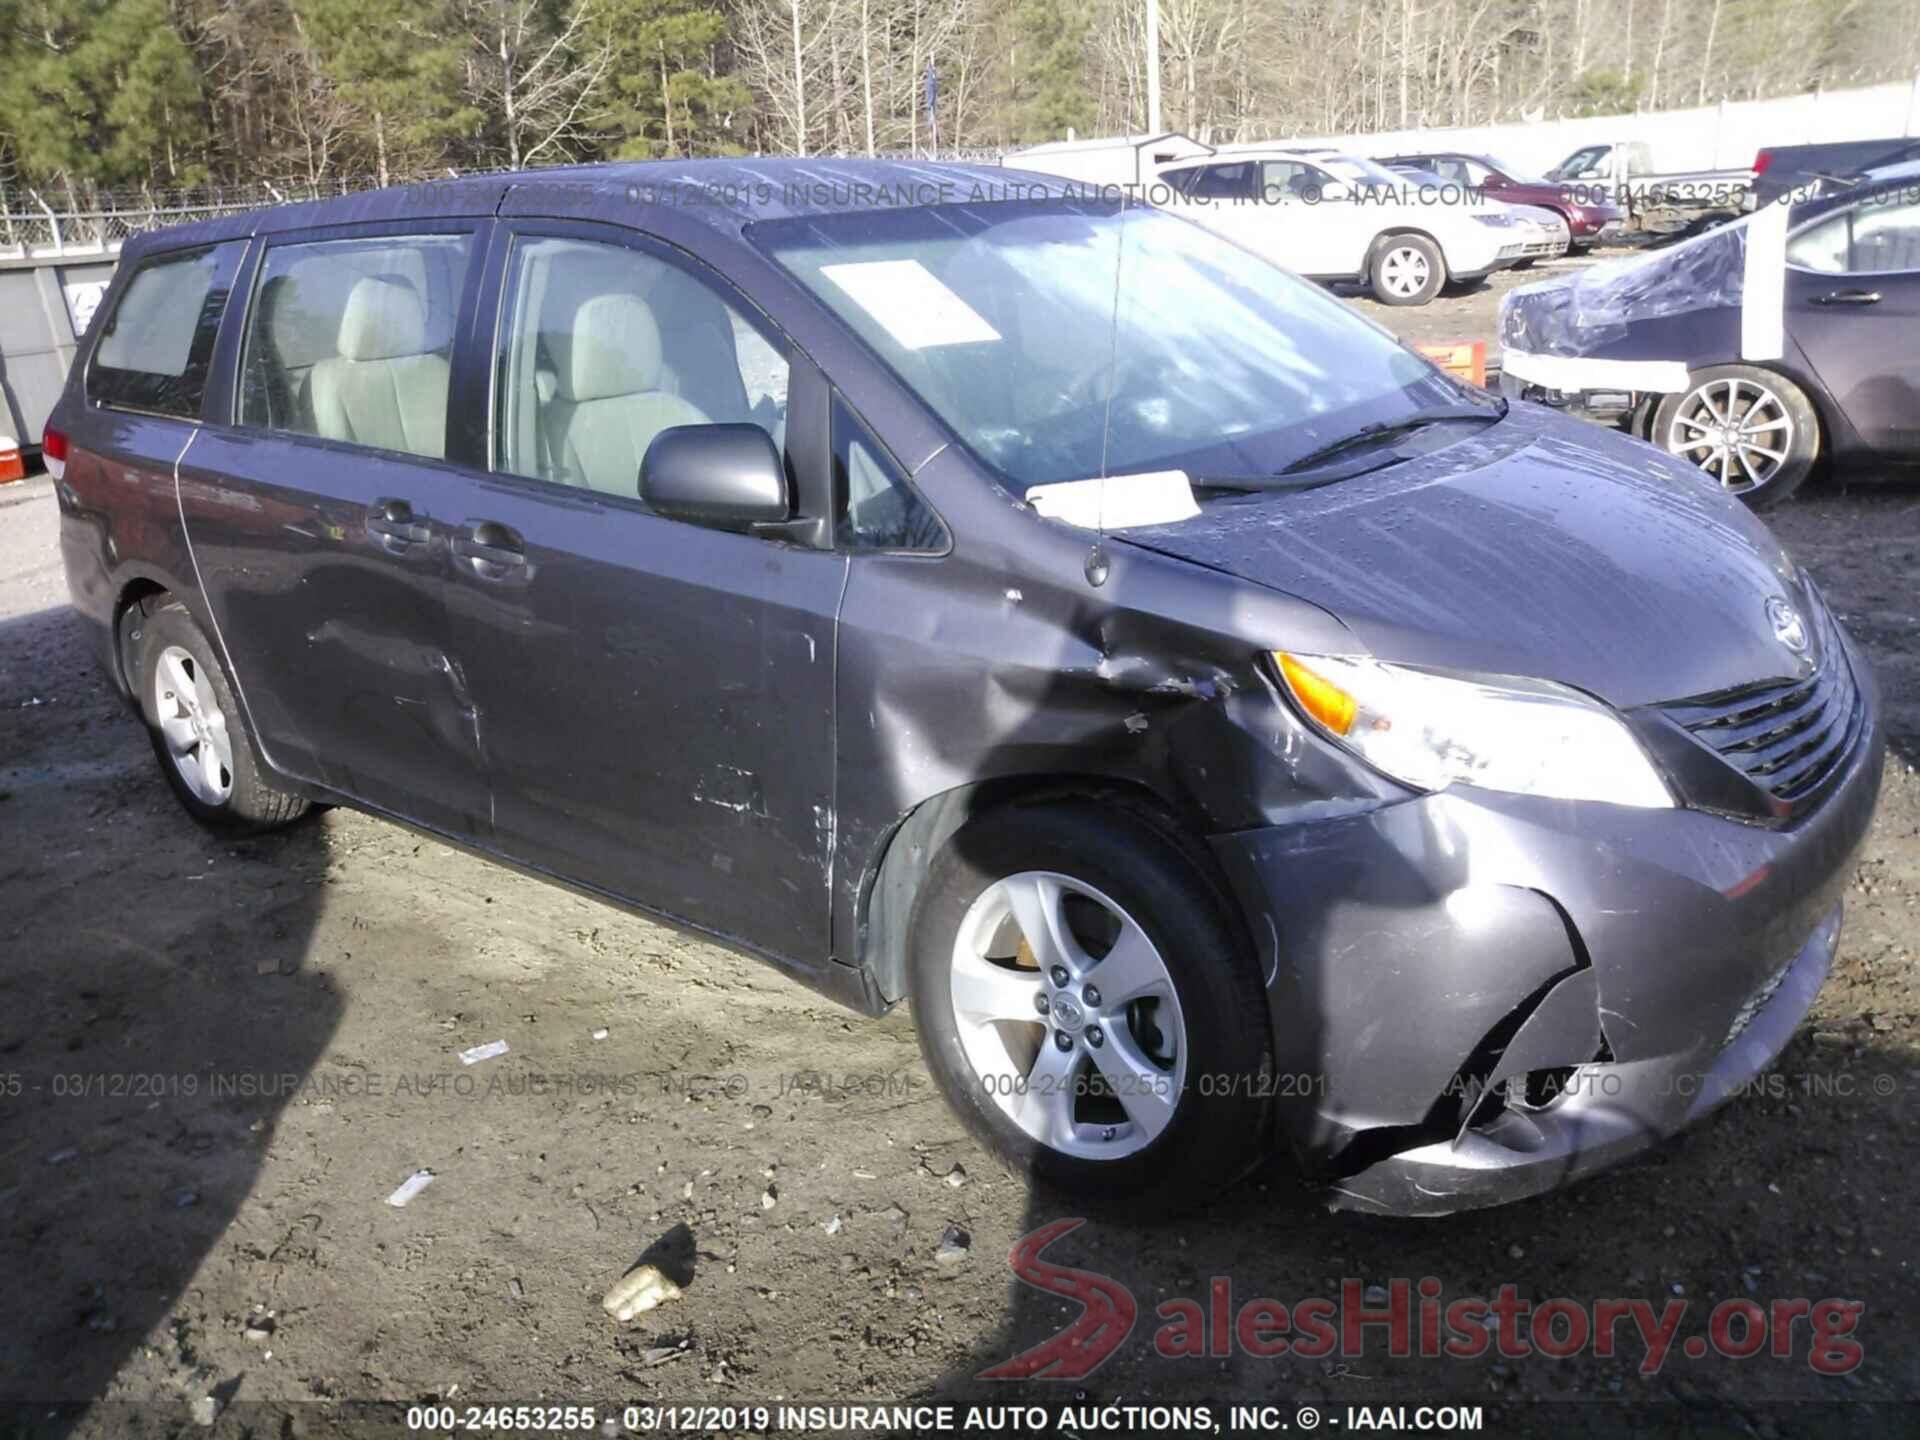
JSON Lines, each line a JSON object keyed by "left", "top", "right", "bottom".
{"left": 2, "top": 266, "right": 1917, "bottom": 1438}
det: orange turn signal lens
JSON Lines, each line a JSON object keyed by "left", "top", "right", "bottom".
{"left": 1277, "top": 653, "right": 1358, "bottom": 737}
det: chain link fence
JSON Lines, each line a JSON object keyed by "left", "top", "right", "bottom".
{"left": 0, "top": 175, "right": 439, "bottom": 261}
{"left": 0, "top": 151, "right": 1012, "bottom": 262}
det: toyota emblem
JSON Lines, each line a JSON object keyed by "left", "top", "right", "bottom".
{"left": 1767, "top": 597, "right": 1809, "bottom": 655}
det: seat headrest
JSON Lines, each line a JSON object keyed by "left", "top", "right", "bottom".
{"left": 337, "top": 276, "right": 429, "bottom": 362}
{"left": 554, "top": 294, "right": 664, "bottom": 402}
{"left": 259, "top": 273, "right": 336, "bottom": 370}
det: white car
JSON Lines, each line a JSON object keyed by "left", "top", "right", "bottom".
{"left": 1156, "top": 147, "right": 1543, "bottom": 305}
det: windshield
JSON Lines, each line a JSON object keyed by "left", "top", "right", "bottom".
{"left": 751, "top": 201, "right": 1463, "bottom": 493}
{"left": 1548, "top": 145, "right": 1609, "bottom": 181}
{"left": 1321, "top": 156, "right": 1407, "bottom": 189}
{"left": 1482, "top": 155, "right": 1546, "bottom": 185}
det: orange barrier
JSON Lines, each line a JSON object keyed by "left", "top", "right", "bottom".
{"left": 1415, "top": 340, "right": 1487, "bottom": 389}
{"left": 0, "top": 436, "right": 24, "bottom": 484}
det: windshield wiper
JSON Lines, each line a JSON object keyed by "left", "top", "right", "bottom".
{"left": 1191, "top": 450, "right": 1413, "bottom": 496}
{"left": 1188, "top": 401, "right": 1506, "bottom": 497}
{"left": 1277, "top": 403, "right": 1506, "bottom": 476}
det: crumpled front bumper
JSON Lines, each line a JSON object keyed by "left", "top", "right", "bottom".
{"left": 1324, "top": 901, "right": 1842, "bottom": 1215}
{"left": 1208, "top": 641, "right": 1884, "bottom": 1217}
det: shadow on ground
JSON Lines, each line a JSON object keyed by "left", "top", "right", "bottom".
{"left": 0, "top": 604, "right": 345, "bottom": 1426}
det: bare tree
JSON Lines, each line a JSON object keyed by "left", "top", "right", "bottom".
{"left": 460, "top": 0, "right": 613, "bottom": 169}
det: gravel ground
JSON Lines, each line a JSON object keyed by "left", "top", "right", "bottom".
{"left": 1, "top": 268, "right": 1917, "bottom": 1438}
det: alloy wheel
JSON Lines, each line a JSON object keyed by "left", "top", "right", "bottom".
{"left": 948, "top": 871, "right": 1186, "bottom": 1160}
{"left": 1664, "top": 375, "right": 1795, "bottom": 493}
{"left": 153, "top": 644, "right": 234, "bottom": 806}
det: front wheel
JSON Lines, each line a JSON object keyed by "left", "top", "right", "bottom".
{"left": 1651, "top": 365, "right": 1820, "bottom": 509}
{"left": 908, "top": 802, "right": 1271, "bottom": 1213}
{"left": 1370, "top": 234, "right": 1447, "bottom": 305}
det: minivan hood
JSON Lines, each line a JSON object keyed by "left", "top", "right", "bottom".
{"left": 1118, "top": 404, "right": 1814, "bottom": 709}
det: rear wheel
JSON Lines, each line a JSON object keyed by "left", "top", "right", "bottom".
{"left": 1652, "top": 365, "right": 1820, "bottom": 509}
{"left": 1370, "top": 234, "right": 1446, "bottom": 305}
{"left": 908, "top": 802, "right": 1271, "bottom": 1212}
{"left": 132, "top": 598, "right": 310, "bottom": 833}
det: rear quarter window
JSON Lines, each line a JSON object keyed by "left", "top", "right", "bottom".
{"left": 87, "top": 242, "right": 246, "bottom": 419}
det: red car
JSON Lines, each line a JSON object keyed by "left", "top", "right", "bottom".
{"left": 1379, "top": 151, "right": 1627, "bottom": 253}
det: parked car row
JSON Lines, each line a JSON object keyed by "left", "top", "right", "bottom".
{"left": 1157, "top": 147, "right": 1574, "bottom": 305}
{"left": 1375, "top": 151, "right": 1627, "bottom": 254}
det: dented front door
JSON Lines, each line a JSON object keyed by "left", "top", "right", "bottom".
{"left": 179, "top": 427, "right": 493, "bottom": 838}
{"left": 441, "top": 480, "right": 845, "bottom": 961}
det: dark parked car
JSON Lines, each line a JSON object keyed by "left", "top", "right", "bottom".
{"left": 1750, "top": 136, "right": 1920, "bottom": 209}
{"left": 51, "top": 160, "right": 1881, "bottom": 1215}
{"left": 1378, "top": 151, "right": 1626, "bottom": 251}
{"left": 1500, "top": 169, "right": 1920, "bottom": 506}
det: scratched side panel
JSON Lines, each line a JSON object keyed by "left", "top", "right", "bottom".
{"left": 54, "top": 410, "right": 203, "bottom": 687}
{"left": 829, "top": 445, "right": 1376, "bottom": 982}
{"left": 178, "top": 427, "right": 490, "bottom": 838}
{"left": 438, "top": 478, "right": 845, "bottom": 964}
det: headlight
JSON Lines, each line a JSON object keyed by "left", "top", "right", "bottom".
{"left": 1275, "top": 653, "right": 1673, "bottom": 807}
{"left": 1471, "top": 212, "right": 1519, "bottom": 228}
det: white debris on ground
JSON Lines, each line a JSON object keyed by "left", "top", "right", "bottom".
{"left": 385, "top": 1170, "right": 435, "bottom": 1207}
{"left": 602, "top": 1263, "right": 683, "bottom": 1323}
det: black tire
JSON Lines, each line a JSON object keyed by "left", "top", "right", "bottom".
{"left": 1369, "top": 233, "right": 1447, "bottom": 305}
{"left": 908, "top": 801, "right": 1271, "bottom": 1214}
{"left": 1651, "top": 364, "right": 1821, "bottom": 510}
{"left": 130, "top": 597, "right": 310, "bottom": 833}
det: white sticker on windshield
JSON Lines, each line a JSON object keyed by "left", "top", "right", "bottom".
{"left": 819, "top": 260, "right": 1001, "bottom": 350}
{"left": 1026, "top": 471, "right": 1201, "bottom": 530}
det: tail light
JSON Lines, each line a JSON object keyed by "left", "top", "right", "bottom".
{"left": 1753, "top": 150, "right": 1773, "bottom": 176}
{"left": 42, "top": 424, "right": 69, "bottom": 481}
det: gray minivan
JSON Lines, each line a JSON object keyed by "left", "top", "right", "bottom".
{"left": 50, "top": 160, "right": 1883, "bottom": 1214}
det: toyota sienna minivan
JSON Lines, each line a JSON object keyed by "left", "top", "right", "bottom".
{"left": 51, "top": 160, "right": 1883, "bottom": 1215}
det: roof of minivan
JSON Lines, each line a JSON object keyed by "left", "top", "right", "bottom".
{"left": 121, "top": 157, "right": 1081, "bottom": 260}
{"left": 1197, "top": 145, "right": 1341, "bottom": 161}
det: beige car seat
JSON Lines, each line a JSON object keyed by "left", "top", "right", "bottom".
{"left": 543, "top": 293, "right": 711, "bottom": 495}
{"left": 309, "top": 277, "right": 451, "bottom": 458}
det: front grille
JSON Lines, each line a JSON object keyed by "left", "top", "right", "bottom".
{"left": 1660, "top": 616, "right": 1863, "bottom": 810}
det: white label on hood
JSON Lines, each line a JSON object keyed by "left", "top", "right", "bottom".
{"left": 1026, "top": 471, "right": 1201, "bottom": 529}
{"left": 820, "top": 260, "right": 1001, "bottom": 350}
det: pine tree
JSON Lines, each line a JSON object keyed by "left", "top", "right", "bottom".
{"left": 591, "top": 0, "right": 750, "bottom": 158}
{"left": 298, "top": 0, "right": 480, "bottom": 185}
{"left": 1009, "top": 0, "right": 1093, "bottom": 145}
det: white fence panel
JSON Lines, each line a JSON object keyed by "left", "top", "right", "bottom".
{"left": 1264, "top": 73, "right": 1920, "bottom": 175}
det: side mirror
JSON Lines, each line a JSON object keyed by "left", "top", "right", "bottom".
{"left": 641, "top": 423, "right": 790, "bottom": 532}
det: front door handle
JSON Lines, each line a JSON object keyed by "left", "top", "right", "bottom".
{"left": 1811, "top": 289, "right": 1882, "bottom": 306}
{"left": 368, "top": 498, "right": 432, "bottom": 544}
{"left": 455, "top": 520, "right": 528, "bottom": 573}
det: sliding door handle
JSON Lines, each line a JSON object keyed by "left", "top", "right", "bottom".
{"left": 368, "top": 498, "right": 432, "bottom": 544}
{"left": 455, "top": 521, "right": 528, "bottom": 573}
